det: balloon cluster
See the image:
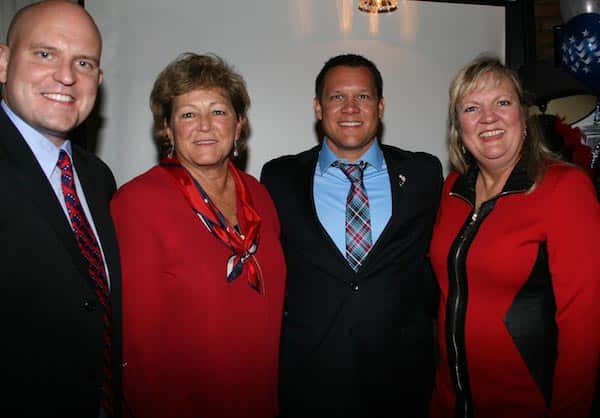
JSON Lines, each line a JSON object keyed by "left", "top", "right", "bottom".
{"left": 559, "top": 1, "right": 600, "bottom": 94}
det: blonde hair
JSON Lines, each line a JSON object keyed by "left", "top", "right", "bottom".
{"left": 447, "top": 56, "right": 556, "bottom": 182}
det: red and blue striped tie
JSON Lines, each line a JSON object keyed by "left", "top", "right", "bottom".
{"left": 335, "top": 161, "right": 373, "bottom": 271}
{"left": 57, "top": 150, "right": 114, "bottom": 416}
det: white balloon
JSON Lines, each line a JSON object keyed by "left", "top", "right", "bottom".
{"left": 560, "top": 0, "right": 600, "bottom": 22}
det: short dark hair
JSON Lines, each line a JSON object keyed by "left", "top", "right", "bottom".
{"left": 314, "top": 53, "right": 383, "bottom": 101}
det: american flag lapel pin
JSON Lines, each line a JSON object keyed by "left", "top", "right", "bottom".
{"left": 398, "top": 174, "right": 406, "bottom": 188}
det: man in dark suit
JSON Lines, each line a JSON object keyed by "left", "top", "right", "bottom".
{"left": 0, "top": 1, "right": 121, "bottom": 417}
{"left": 261, "top": 53, "right": 443, "bottom": 417}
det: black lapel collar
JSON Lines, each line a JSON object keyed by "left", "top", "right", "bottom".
{"left": 0, "top": 107, "right": 91, "bottom": 281}
{"left": 450, "top": 163, "right": 534, "bottom": 206}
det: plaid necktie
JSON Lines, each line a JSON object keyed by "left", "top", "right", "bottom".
{"left": 57, "top": 150, "right": 114, "bottom": 416}
{"left": 335, "top": 161, "right": 373, "bottom": 271}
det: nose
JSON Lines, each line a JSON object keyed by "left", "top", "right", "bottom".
{"left": 341, "top": 97, "right": 359, "bottom": 113}
{"left": 197, "top": 113, "right": 211, "bottom": 131}
{"left": 53, "top": 60, "right": 76, "bottom": 86}
{"left": 480, "top": 106, "right": 498, "bottom": 123}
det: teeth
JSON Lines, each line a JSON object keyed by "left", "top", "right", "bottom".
{"left": 480, "top": 129, "right": 504, "bottom": 138}
{"left": 43, "top": 93, "right": 73, "bottom": 102}
{"left": 339, "top": 121, "right": 361, "bottom": 126}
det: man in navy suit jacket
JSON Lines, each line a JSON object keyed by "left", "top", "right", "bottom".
{"left": 0, "top": 2, "right": 121, "bottom": 416}
{"left": 261, "top": 53, "right": 443, "bottom": 417}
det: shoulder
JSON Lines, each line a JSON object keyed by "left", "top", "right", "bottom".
{"left": 239, "top": 170, "right": 277, "bottom": 208}
{"left": 260, "top": 146, "right": 319, "bottom": 178}
{"left": 544, "top": 161, "right": 591, "bottom": 182}
{"left": 381, "top": 144, "right": 441, "bottom": 167}
{"left": 239, "top": 169, "right": 267, "bottom": 196}
{"left": 540, "top": 161, "right": 597, "bottom": 197}
{"left": 111, "top": 165, "right": 171, "bottom": 205}
{"left": 381, "top": 145, "right": 444, "bottom": 190}
{"left": 73, "top": 144, "right": 114, "bottom": 177}
{"left": 381, "top": 144, "right": 443, "bottom": 176}
{"left": 260, "top": 146, "right": 319, "bottom": 195}
{"left": 72, "top": 144, "right": 116, "bottom": 191}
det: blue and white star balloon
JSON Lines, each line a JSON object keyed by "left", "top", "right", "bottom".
{"left": 561, "top": 13, "right": 600, "bottom": 93}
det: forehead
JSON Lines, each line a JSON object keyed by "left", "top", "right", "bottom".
{"left": 322, "top": 66, "right": 376, "bottom": 91}
{"left": 172, "top": 87, "right": 232, "bottom": 107}
{"left": 461, "top": 73, "right": 517, "bottom": 102}
{"left": 11, "top": 5, "right": 101, "bottom": 57}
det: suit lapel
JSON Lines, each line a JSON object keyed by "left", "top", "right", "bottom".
{"left": 72, "top": 147, "right": 120, "bottom": 285}
{"left": 360, "top": 146, "right": 407, "bottom": 272}
{"left": 298, "top": 146, "right": 356, "bottom": 277}
{"left": 0, "top": 108, "right": 91, "bottom": 282}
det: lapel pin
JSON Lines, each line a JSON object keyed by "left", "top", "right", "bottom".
{"left": 398, "top": 174, "right": 406, "bottom": 188}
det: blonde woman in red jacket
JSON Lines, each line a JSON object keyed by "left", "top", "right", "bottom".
{"left": 429, "top": 56, "right": 600, "bottom": 418}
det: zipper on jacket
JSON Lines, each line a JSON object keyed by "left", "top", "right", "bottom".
{"left": 446, "top": 171, "right": 532, "bottom": 418}
{"left": 450, "top": 209, "right": 478, "bottom": 418}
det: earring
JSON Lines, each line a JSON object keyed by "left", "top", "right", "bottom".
{"left": 459, "top": 141, "right": 466, "bottom": 156}
{"left": 233, "top": 139, "right": 239, "bottom": 158}
{"left": 522, "top": 126, "right": 528, "bottom": 140}
{"left": 167, "top": 142, "right": 174, "bottom": 158}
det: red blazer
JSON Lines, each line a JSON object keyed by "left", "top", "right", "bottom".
{"left": 111, "top": 165, "right": 286, "bottom": 418}
{"left": 429, "top": 163, "right": 600, "bottom": 418}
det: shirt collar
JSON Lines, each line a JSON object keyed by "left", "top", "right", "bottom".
{"left": 317, "top": 138, "right": 384, "bottom": 174}
{"left": 1, "top": 100, "right": 72, "bottom": 178}
{"left": 451, "top": 163, "right": 534, "bottom": 206}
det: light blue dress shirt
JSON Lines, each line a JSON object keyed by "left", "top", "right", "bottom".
{"left": 314, "top": 139, "right": 392, "bottom": 256}
{"left": 2, "top": 100, "right": 110, "bottom": 286}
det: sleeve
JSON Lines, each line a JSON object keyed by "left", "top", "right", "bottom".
{"left": 110, "top": 186, "right": 185, "bottom": 418}
{"left": 546, "top": 168, "right": 600, "bottom": 418}
{"left": 425, "top": 159, "right": 444, "bottom": 319}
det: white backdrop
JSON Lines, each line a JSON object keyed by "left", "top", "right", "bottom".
{"left": 85, "top": 0, "right": 505, "bottom": 186}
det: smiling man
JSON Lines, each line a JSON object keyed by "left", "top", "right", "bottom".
{"left": 260, "top": 53, "right": 443, "bottom": 417}
{"left": 0, "top": 1, "right": 121, "bottom": 417}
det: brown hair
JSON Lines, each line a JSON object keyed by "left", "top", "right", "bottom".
{"left": 150, "top": 52, "right": 250, "bottom": 157}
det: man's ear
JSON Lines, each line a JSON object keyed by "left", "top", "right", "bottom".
{"left": 97, "top": 68, "right": 104, "bottom": 86}
{"left": 313, "top": 97, "right": 323, "bottom": 120}
{"left": 0, "top": 44, "right": 10, "bottom": 84}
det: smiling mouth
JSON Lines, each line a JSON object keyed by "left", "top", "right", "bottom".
{"left": 338, "top": 121, "right": 362, "bottom": 127}
{"left": 479, "top": 129, "right": 504, "bottom": 138}
{"left": 43, "top": 93, "right": 74, "bottom": 103}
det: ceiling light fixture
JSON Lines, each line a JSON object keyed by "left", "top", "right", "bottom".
{"left": 358, "top": 0, "right": 398, "bottom": 14}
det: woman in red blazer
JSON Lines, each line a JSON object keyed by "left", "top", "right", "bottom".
{"left": 429, "top": 56, "right": 600, "bottom": 418}
{"left": 110, "top": 53, "right": 286, "bottom": 418}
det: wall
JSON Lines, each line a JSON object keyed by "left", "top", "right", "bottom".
{"left": 534, "top": 0, "right": 561, "bottom": 61}
{"left": 86, "top": 0, "right": 505, "bottom": 185}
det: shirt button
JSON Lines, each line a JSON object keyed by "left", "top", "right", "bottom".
{"left": 83, "top": 299, "right": 97, "bottom": 312}
{"left": 349, "top": 282, "right": 359, "bottom": 291}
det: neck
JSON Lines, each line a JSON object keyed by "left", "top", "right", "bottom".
{"left": 180, "top": 159, "right": 231, "bottom": 193}
{"left": 475, "top": 162, "right": 516, "bottom": 208}
{"left": 328, "top": 138, "right": 374, "bottom": 163}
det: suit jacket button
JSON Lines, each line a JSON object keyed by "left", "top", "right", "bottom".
{"left": 350, "top": 282, "right": 359, "bottom": 291}
{"left": 83, "top": 299, "right": 97, "bottom": 312}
